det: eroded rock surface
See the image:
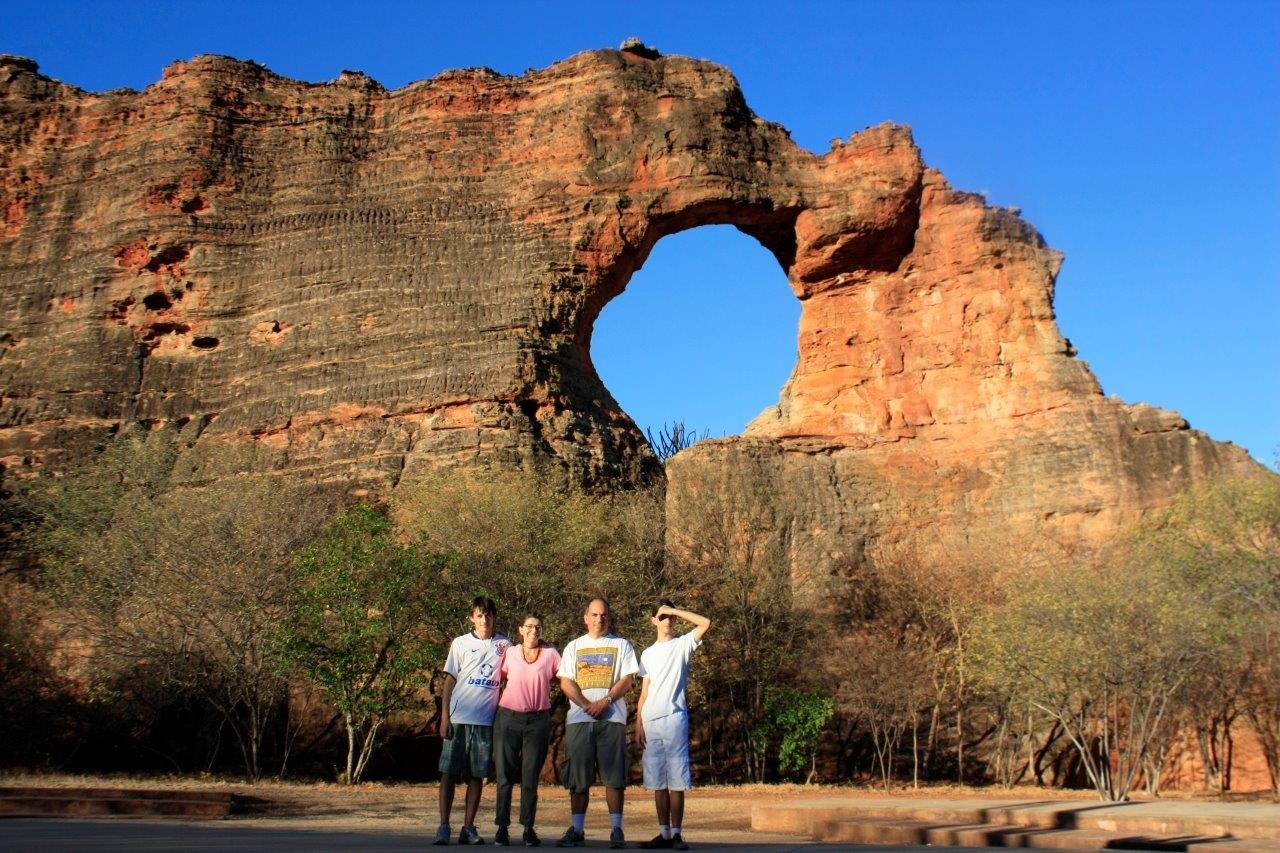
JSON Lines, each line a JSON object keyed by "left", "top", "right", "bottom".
{"left": 0, "top": 47, "right": 1262, "bottom": 580}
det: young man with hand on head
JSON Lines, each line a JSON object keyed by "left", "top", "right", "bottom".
{"left": 436, "top": 596, "right": 510, "bottom": 846}
{"left": 556, "top": 597, "right": 639, "bottom": 849}
{"left": 636, "top": 601, "right": 711, "bottom": 851}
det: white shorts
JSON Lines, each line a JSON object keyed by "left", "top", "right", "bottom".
{"left": 641, "top": 713, "right": 692, "bottom": 791}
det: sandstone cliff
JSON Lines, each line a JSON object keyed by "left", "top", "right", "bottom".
{"left": 0, "top": 46, "right": 1261, "bottom": 584}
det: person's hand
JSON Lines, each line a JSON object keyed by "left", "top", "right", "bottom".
{"left": 636, "top": 721, "right": 646, "bottom": 748}
{"left": 439, "top": 716, "right": 453, "bottom": 740}
{"left": 656, "top": 604, "right": 676, "bottom": 619}
{"left": 586, "top": 698, "right": 611, "bottom": 719}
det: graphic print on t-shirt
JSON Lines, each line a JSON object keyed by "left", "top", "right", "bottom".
{"left": 468, "top": 655, "right": 500, "bottom": 689}
{"left": 575, "top": 647, "right": 618, "bottom": 690}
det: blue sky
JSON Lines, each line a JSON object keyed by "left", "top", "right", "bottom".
{"left": 6, "top": 1, "right": 1277, "bottom": 467}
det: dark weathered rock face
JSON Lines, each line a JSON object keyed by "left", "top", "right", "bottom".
{"left": 0, "top": 46, "right": 1262, "bottom": 576}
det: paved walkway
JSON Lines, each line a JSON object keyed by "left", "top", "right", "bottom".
{"left": 0, "top": 817, "right": 975, "bottom": 851}
{"left": 0, "top": 781, "right": 1274, "bottom": 851}
{"left": 753, "top": 795, "right": 1280, "bottom": 837}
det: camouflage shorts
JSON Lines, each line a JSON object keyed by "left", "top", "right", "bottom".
{"left": 438, "top": 723, "right": 493, "bottom": 779}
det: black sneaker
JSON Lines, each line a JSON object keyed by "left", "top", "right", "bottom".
{"left": 609, "top": 827, "right": 626, "bottom": 849}
{"left": 460, "top": 826, "right": 484, "bottom": 845}
{"left": 670, "top": 833, "right": 688, "bottom": 851}
{"left": 522, "top": 827, "right": 541, "bottom": 847}
{"left": 434, "top": 823, "right": 452, "bottom": 845}
{"left": 555, "top": 827, "right": 584, "bottom": 847}
{"left": 639, "top": 834, "right": 672, "bottom": 849}
{"left": 495, "top": 826, "right": 510, "bottom": 846}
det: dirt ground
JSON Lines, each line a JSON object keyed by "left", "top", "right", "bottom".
{"left": 3, "top": 772, "right": 1271, "bottom": 840}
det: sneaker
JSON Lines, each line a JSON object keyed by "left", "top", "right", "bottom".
{"left": 609, "top": 827, "right": 626, "bottom": 849}
{"left": 495, "top": 826, "right": 510, "bottom": 846}
{"left": 522, "top": 827, "right": 541, "bottom": 847}
{"left": 434, "top": 824, "right": 452, "bottom": 845}
{"left": 670, "top": 833, "right": 688, "bottom": 851}
{"left": 639, "top": 834, "right": 672, "bottom": 849}
{"left": 460, "top": 826, "right": 485, "bottom": 845}
{"left": 555, "top": 826, "right": 584, "bottom": 847}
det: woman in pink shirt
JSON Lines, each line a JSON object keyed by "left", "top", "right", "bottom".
{"left": 493, "top": 612, "right": 562, "bottom": 847}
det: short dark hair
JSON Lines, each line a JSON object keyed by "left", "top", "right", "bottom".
{"left": 470, "top": 596, "right": 497, "bottom": 616}
{"left": 657, "top": 597, "right": 674, "bottom": 612}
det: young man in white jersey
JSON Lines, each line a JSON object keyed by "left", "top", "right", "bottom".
{"left": 636, "top": 600, "right": 711, "bottom": 851}
{"left": 436, "top": 596, "right": 510, "bottom": 846}
{"left": 556, "top": 597, "right": 639, "bottom": 849}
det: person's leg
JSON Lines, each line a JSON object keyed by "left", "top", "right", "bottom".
{"left": 669, "top": 715, "right": 692, "bottom": 848}
{"left": 520, "top": 711, "right": 550, "bottom": 830}
{"left": 463, "top": 724, "right": 492, "bottom": 830}
{"left": 598, "top": 721, "right": 628, "bottom": 807}
{"left": 563, "top": 722, "right": 592, "bottom": 842}
{"left": 439, "top": 772, "right": 456, "bottom": 823}
{"left": 598, "top": 721, "right": 627, "bottom": 846}
{"left": 464, "top": 777, "right": 484, "bottom": 827}
{"left": 653, "top": 789, "right": 670, "bottom": 825}
{"left": 438, "top": 723, "right": 469, "bottom": 842}
{"left": 668, "top": 791, "right": 684, "bottom": 830}
{"left": 494, "top": 710, "right": 519, "bottom": 829}
{"left": 641, "top": 721, "right": 671, "bottom": 844}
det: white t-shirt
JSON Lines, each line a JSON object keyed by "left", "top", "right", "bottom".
{"left": 638, "top": 631, "right": 701, "bottom": 723}
{"left": 557, "top": 633, "right": 639, "bottom": 726}
{"left": 443, "top": 631, "right": 511, "bottom": 726}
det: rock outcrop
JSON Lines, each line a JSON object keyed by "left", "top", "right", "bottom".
{"left": 0, "top": 46, "right": 1262, "bottom": 583}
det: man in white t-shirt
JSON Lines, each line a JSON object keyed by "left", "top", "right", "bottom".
{"left": 436, "top": 596, "right": 510, "bottom": 846}
{"left": 636, "top": 600, "right": 711, "bottom": 851}
{"left": 555, "top": 597, "right": 639, "bottom": 849}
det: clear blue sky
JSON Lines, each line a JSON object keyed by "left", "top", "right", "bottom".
{"left": 6, "top": 1, "right": 1277, "bottom": 468}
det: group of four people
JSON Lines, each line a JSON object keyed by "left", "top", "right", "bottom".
{"left": 436, "top": 595, "right": 711, "bottom": 849}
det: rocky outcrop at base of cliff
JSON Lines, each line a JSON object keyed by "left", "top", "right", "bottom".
{"left": 0, "top": 45, "right": 1263, "bottom": 580}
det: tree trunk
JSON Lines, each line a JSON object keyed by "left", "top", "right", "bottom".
{"left": 344, "top": 712, "right": 356, "bottom": 784}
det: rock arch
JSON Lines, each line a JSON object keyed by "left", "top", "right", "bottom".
{"left": 587, "top": 222, "right": 800, "bottom": 446}
{"left": 0, "top": 47, "right": 1262, "bottom": 581}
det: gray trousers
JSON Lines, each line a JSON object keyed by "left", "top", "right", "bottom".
{"left": 493, "top": 707, "right": 551, "bottom": 829}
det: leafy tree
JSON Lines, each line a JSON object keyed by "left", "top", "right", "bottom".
{"left": 1130, "top": 475, "right": 1280, "bottom": 793}
{"left": 970, "top": 558, "right": 1211, "bottom": 801}
{"left": 391, "top": 469, "right": 665, "bottom": 639}
{"left": 752, "top": 688, "right": 834, "bottom": 783}
{"left": 857, "top": 526, "right": 1071, "bottom": 787}
{"left": 832, "top": 626, "right": 933, "bottom": 789}
{"left": 663, "top": 466, "right": 801, "bottom": 783}
{"left": 26, "top": 431, "right": 333, "bottom": 780}
{"left": 279, "top": 503, "right": 452, "bottom": 784}
{"left": 0, "top": 577, "right": 82, "bottom": 766}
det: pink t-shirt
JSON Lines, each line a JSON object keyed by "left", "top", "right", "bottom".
{"left": 498, "top": 644, "right": 562, "bottom": 712}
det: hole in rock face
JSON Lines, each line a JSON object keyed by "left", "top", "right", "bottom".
{"left": 192, "top": 336, "right": 219, "bottom": 349}
{"left": 141, "top": 322, "right": 189, "bottom": 341}
{"left": 591, "top": 225, "right": 799, "bottom": 448}
{"left": 142, "top": 291, "right": 173, "bottom": 311}
{"left": 143, "top": 246, "right": 190, "bottom": 273}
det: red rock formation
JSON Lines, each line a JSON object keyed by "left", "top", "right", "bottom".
{"left": 0, "top": 45, "right": 1263, "bottom": 581}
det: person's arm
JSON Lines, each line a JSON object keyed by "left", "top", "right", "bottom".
{"left": 546, "top": 649, "right": 562, "bottom": 697}
{"left": 635, "top": 676, "right": 650, "bottom": 747}
{"left": 558, "top": 644, "right": 601, "bottom": 715}
{"left": 439, "top": 672, "right": 457, "bottom": 739}
{"left": 658, "top": 604, "right": 712, "bottom": 641}
{"left": 560, "top": 676, "right": 600, "bottom": 716}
